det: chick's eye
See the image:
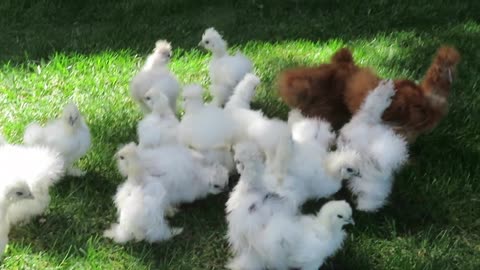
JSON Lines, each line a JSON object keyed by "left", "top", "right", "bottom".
{"left": 213, "top": 184, "right": 221, "bottom": 188}
{"left": 145, "top": 97, "right": 151, "bottom": 100}
{"left": 205, "top": 40, "right": 210, "bottom": 44}
{"left": 346, "top": 168, "right": 354, "bottom": 173}
{"left": 337, "top": 214, "right": 344, "bottom": 219}
{"left": 119, "top": 156, "right": 125, "bottom": 160}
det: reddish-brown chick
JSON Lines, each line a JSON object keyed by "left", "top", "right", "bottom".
{"left": 277, "top": 49, "right": 365, "bottom": 129}
{"left": 278, "top": 46, "right": 460, "bottom": 142}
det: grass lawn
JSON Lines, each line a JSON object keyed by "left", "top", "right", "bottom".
{"left": 0, "top": 0, "right": 479, "bottom": 269}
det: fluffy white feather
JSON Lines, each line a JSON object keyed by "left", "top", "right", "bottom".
{"left": 0, "top": 144, "right": 64, "bottom": 225}
{"left": 23, "top": 103, "right": 90, "bottom": 177}
{"left": 137, "top": 87, "right": 179, "bottom": 148}
{"left": 130, "top": 40, "right": 180, "bottom": 113}
{"left": 199, "top": 27, "right": 253, "bottom": 107}
{"left": 0, "top": 180, "right": 34, "bottom": 257}
{"left": 338, "top": 80, "right": 408, "bottom": 212}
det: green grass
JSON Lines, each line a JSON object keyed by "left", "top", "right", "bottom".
{"left": 0, "top": 0, "right": 479, "bottom": 269}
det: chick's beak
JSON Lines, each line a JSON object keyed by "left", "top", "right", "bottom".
{"left": 68, "top": 116, "right": 77, "bottom": 126}
{"left": 198, "top": 41, "right": 203, "bottom": 47}
{"left": 27, "top": 193, "right": 35, "bottom": 200}
{"left": 347, "top": 217, "right": 355, "bottom": 225}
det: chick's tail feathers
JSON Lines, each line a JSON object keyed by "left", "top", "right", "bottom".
{"left": 421, "top": 46, "right": 461, "bottom": 98}
{"left": 355, "top": 80, "right": 395, "bottom": 124}
{"left": 23, "top": 123, "right": 44, "bottom": 145}
{"left": 225, "top": 73, "right": 260, "bottom": 110}
{"left": 331, "top": 48, "right": 354, "bottom": 64}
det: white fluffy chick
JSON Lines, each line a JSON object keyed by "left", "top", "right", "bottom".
{"left": 104, "top": 143, "right": 182, "bottom": 244}
{"left": 115, "top": 143, "right": 229, "bottom": 216}
{"left": 138, "top": 144, "right": 230, "bottom": 202}
{"left": 246, "top": 200, "right": 354, "bottom": 270}
{"left": 178, "top": 84, "right": 236, "bottom": 172}
{"left": 225, "top": 74, "right": 292, "bottom": 179}
{"left": 0, "top": 144, "right": 64, "bottom": 225}
{"left": 338, "top": 80, "right": 408, "bottom": 212}
{"left": 199, "top": 27, "right": 253, "bottom": 107}
{"left": 179, "top": 84, "right": 235, "bottom": 149}
{"left": 137, "top": 87, "right": 179, "bottom": 148}
{"left": 264, "top": 113, "right": 360, "bottom": 208}
{"left": 0, "top": 180, "right": 34, "bottom": 257}
{"left": 130, "top": 40, "right": 180, "bottom": 113}
{"left": 23, "top": 103, "right": 90, "bottom": 177}
{"left": 179, "top": 73, "right": 263, "bottom": 172}
{"left": 226, "top": 141, "right": 296, "bottom": 270}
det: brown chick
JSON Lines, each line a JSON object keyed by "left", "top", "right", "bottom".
{"left": 278, "top": 46, "right": 460, "bottom": 142}
{"left": 277, "top": 48, "right": 370, "bottom": 129}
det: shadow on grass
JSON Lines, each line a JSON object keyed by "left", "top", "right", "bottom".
{"left": 0, "top": 0, "right": 478, "bottom": 64}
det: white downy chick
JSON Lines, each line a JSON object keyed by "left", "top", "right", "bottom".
{"left": 338, "top": 80, "right": 408, "bottom": 212}
{"left": 199, "top": 27, "right": 253, "bottom": 107}
{"left": 137, "top": 87, "right": 179, "bottom": 148}
{"left": 178, "top": 84, "right": 236, "bottom": 172}
{"left": 115, "top": 142, "right": 229, "bottom": 219}
{"left": 23, "top": 103, "right": 90, "bottom": 177}
{"left": 104, "top": 142, "right": 182, "bottom": 244}
{"left": 226, "top": 141, "right": 296, "bottom": 270}
{"left": 179, "top": 84, "right": 235, "bottom": 149}
{"left": 0, "top": 144, "right": 64, "bottom": 225}
{"left": 225, "top": 74, "right": 292, "bottom": 180}
{"left": 0, "top": 181, "right": 34, "bottom": 257}
{"left": 246, "top": 200, "right": 354, "bottom": 270}
{"left": 138, "top": 144, "right": 230, "bottom": 203}
{"left": 130, "top": 40, "right": 180, "bottom": 113}
{"left": 263, "top": 115, "right": 359, "bottom": 208}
